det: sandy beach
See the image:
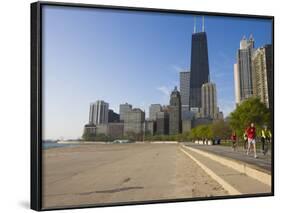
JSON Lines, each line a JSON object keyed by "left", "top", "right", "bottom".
{"left": 42, "top": 143, "right": 227, "bottom": 209}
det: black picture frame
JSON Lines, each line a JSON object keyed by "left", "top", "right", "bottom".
{"left": 31, "top": 1, "right": 274, "bottom": 211}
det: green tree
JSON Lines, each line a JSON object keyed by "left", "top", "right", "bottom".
{"left": 229, "top": 97, "right": 270, "bottom": 137}
{"left": 189, "top": 124, "right": 212, "bottom": 140}
{"left": 82, "top": 131, "right": 95, "bottom": 141}
{"left": 211, "top": 120, "right": 232, "bottom": 140}
{"left": 190, "top": 127, "right": 199, "bottom": 140}
{"left": 177, "top": 131, "right": 190, "bottom": 142}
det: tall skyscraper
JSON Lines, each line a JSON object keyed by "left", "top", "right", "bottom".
{"left": 252, "top": 44, "right": 273, "bottom": 109}
{"left": 89, "top": 100, "right": 109, "bottom": 125}
{"left": 201, "top": 83, "right": 218, "bottom": 119}
{"left": 189, "top": 22, "right": 210, "bottom": 111}
{"left": 234, "top": 35, "right": 255, "bottom": 104}
{"left": 119, "top": 103, "right": 132, "bottom": 122}
{"left": 180, "top": 71, "right": 190, "bottom": 112}
{"left": 149, "top": 104, "right": 162, "bottom": 120}
{"left": 169, "top": 86, "right": 182, "bottom": 135}
{"left": 180, "top": 71, "right": 190, "bottom": 107}
{"left": 234, "top": 63, "right": 241, "bottom": 105}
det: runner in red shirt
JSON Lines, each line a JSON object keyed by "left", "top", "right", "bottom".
{"left": 246, "top": 123, "right": 257, "bottom": 158}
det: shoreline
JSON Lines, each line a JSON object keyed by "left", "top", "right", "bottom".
{"left": 57, "top": 140, "right": 179, "bottom": 144}
{"left": 43, "top": 141, "right": 179, "bottom": 150}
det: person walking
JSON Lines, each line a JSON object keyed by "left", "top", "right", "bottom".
{"left": 261, "top": 125, "right": 272, "bottom": 155}
{"left": 231, "top": 131, "right": 237, "bottom": 151}
{"left": 246, "top": 123, "right": 257, "bottom": 158}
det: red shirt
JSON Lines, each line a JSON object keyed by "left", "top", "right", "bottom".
{"left": 231, "top": 134, "right": 236, "bottom": 140}
{"left": 246, "top": 127, "right": 256, "bottom": 139}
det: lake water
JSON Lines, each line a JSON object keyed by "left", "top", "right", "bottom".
{"left": 43, "top": 142, "right": 79, "bottom": 150}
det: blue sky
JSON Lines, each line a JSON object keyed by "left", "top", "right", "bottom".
{"left": 42, "top": 5, "right": 272, "bottom": 140}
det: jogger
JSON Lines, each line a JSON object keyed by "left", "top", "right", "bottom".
{"left": 261, "top": 126, "right": 271, "bottom": 155}
{"left": 246, "top": 123, "right": 257, "bottom": 158}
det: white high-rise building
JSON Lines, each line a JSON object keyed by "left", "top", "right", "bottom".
{"left": 234, "top": 63, "right": 241, "bottom": 104}
{"left": 252, "top": 45, "right": 272, "bottom": 108}
{"left": 89, "top": 100, "right": 109, "bottom": 125}
{"left": 201, "top": 82, "right": 218, "bottom": 119}
{"left": 119, "top": 103, "right": 132, "bottom": 122}
{"left": 234, "top": 35, "right": 255, "bottom": 104}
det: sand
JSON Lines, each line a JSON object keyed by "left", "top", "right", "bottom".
{"left": 42, "top": 143, "right": 227, "bottom": 209}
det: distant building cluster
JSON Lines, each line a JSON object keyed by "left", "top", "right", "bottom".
{"left": 84, "top": 80, "right": 221, "bottom": 139}
{"left": 83, "top": 87, "right": 181, "bottom": 140}
{"left": 234, "top": 35, "right": 272, "bottom": 109}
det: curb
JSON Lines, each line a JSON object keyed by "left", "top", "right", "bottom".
{"left": 181, "top": 145, "right": 271, "bottom": 186}
{"left": 180, "top": 148, "right": 241, "bottom": 195}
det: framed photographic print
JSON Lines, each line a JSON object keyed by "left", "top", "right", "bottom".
{"left": 31, "top": 1, "right": 274, "bottom": 211}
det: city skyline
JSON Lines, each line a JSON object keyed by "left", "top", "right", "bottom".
{"left": 42, "top": 5, "right": 272, "bottom": 139}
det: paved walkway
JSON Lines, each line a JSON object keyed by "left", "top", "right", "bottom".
{"left": 180, "top": 146, "right": 271, "bottom": 195}
{"left": 183, "top": 142, "right": 272, "bottom": 172}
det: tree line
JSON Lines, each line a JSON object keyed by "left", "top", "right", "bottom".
{"left": 147, "top": 98, "right": 270, "bottom": 142}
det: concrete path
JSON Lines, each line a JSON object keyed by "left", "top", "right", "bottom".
{"left": 183, "top": 142, "right": 272, "bottom": 172}
{"left": 180, "top": 146, "right": 271, "bottom": 195}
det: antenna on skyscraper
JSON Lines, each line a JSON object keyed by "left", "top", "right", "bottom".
{"left": 249, "top": 33, "right": 254, "bottom": 41}
{"left": 194, "top": 16, "right": 196, "bottom": 33}
{"left": 202, "top": 16, "right": 205, "bottom": 32}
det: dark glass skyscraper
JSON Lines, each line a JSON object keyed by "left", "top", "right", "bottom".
{"left": 189, "top": 32, "right": 210, "bottom": 110}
